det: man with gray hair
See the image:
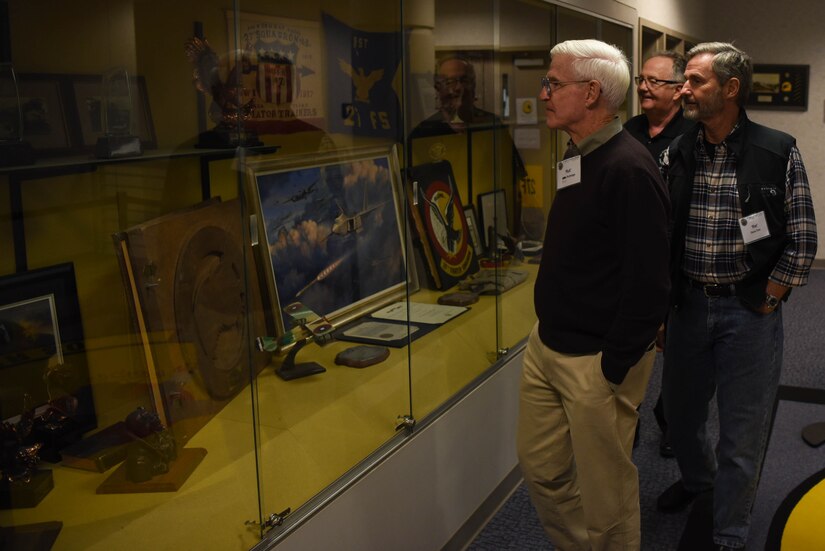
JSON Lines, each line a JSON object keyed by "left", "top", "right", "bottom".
{"left": 625, "top": 50, "right": 695, "bottom": 160}
{"left": 625, "top": 50, "right": 695, "bottom": 458}
{"left": 517, "top": 39, "right": 670, "bottom": 550}
{"left": 657, "top": 42, "right": 817, "bottom": 550}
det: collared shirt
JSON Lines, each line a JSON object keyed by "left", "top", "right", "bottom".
{"left": 661, "top": 124, "right": 817, "bottom": 288}
{"left": 567, "top": 116, "right": 623, "bottom": 158}
{"left": 624, "top": 108, "right": 695, "bottom": 161}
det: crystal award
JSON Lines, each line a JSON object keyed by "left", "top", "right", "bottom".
{"left": 95, "top": 67, "right": 142, "bottom": 159}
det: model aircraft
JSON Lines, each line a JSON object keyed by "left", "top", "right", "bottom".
{"left": 256, "top": 301, "right": 334, "bottom": 381}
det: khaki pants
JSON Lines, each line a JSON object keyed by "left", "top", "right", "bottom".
{"left": 517, "top": 323, "right": 655, "bottom": 551}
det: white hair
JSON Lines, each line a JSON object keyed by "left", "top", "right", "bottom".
{"left": 550, "top": 39, "right": 630, "bottom": 111}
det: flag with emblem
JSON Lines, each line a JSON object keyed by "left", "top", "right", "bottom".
{"left": 322, "top": 13, "right": 401, "bottom": 139}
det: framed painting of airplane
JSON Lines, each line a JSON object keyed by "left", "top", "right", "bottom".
{"left": 247, "top": 145, "right": 417, "bottom": 337}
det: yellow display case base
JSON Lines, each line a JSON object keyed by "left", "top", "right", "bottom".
{"left": 96, "top": 447, "right": 207, "bottom": 494}
{"left": 0, "top": 520, "right": 62, "bottom": 551}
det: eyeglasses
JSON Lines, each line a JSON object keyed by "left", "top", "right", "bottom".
{"left": 435, "top": 76, "right": 474, "bottom": 89}
{"left": 540, "top": 76, "right": 590, "bottom": 95}
{"left": 634, "top": 76, "right": 683, "bottom": 88}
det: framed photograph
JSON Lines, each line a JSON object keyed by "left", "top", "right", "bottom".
{"left": 248, "top": 145, "right": 417, "bottom": 336}
{"left": 748, "top": 64, "right": 809, "bottom": 111}
{"left": 0, "top": 262, "right": 96, "bottom": 432}
{"left": 407, "top": 160, "right": 478, "bottom": 290}
{"left": 463, "top": 205, "right": 483, "bottom": 256}
{"left": 12, "top": 74, "right": 74, "bottom": 155}
{"left": 68, "top": 74, "right": 157, "bottom": 150}
{"left": 478, "top": 189, "right": 509, "bottom": 252}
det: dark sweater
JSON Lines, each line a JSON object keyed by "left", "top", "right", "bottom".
{"left": 535, "top": 129, "right": 671, "bottom": 384}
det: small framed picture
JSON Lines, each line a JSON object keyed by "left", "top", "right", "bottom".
{"left": 68, "top": 74, "right": 157, "bottom": 150}
{"left": 15, "top": 74, "right": 74, "bottom": 155}
{"left": 0, "top": 262, "right": 96, "bottom": 431}
{"left": 463, "top": 205, "right": 483, "bottom": 256}
{"left": 477, "top": 189, "right": 509, "bottom": 251}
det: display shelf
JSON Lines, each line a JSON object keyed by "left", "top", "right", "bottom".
{"left": 639, "top": 18, "right": 700, "bottom": 59}
{"left": 1, "top": 145, "right": 279, "bottom": 272}
{"left": 0, "top": 146, "right": 279, "bottom": 177}
{"left": 0, "top": 265, "right": 537, "bottom": 550}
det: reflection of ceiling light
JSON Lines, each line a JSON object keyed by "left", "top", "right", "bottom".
{"left": 514, "top": 58, "right": 544, "bottom": 68}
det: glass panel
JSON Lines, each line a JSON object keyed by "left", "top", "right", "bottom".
{"left": 1, "top": 0, "right": 412, "bottom": 547}
{"left": 557, "top": 6, "right": 599, "bottom": 43}
{"left": 0, "top": 0, "right": 637, "bottom": 547}
{"left": 235, "top": 0, "right": 414, "bottom": 539}
{"left": 0, "top": 1, "right": 266, "bottom": 548}
{"left": 496, "top": 0, "right": 555, "bottom": 355}
{"left": 405, "top": 0, "right": 504, "bottom": 421}
{"left": 599, "top": 19, "right": 634, "bottom": 121}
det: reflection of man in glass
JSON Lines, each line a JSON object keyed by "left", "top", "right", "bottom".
{"left": 410, "top": 56, "right": 499, "bottom": 137}
{"left": 409, "top": 55, "right": 527, "bottom": 249}
{"left": 435, "top": 57, "right": 477, "bottom": 132}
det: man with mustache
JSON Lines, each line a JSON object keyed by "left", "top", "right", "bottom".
{"left": 657, "top": 42, "right": 817, "bottom": 550}
{"left": 625, "top": 50, "right": 695, "bottom": 458}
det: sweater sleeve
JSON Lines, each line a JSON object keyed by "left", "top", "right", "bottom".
{"left": 600, "top": 160, "right": 672, "bottom": 385}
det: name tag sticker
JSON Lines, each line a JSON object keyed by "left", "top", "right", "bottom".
{"left": 556, "top": 155, "right": 581, "bottom": 189}
{"left": 739, "top": 211, "right": 771, "bottom": 244}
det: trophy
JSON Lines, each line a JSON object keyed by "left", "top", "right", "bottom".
{"left": 0, "top": 63, "right": 35, "bottom": 167}
{"left": 95, "top": 67, "right": 142, "bottom": 159}
{"left": 184, "top": 37, "right": 262, "bottom": 148}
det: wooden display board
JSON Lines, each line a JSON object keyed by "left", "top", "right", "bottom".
{"left": 113, "top": 198, "right": 269, "bottom": 444}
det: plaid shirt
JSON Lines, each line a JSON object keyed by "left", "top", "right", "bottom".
{"left": 661, "top": 125, "right": 817, "bottom": 288}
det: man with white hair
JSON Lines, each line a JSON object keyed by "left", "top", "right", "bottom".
{"left": 517, "top": 39, "right": 671, "bottom": 550}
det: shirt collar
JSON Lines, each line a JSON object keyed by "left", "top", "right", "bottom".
{"left": 696, "top": 108, "right": 748, "bottom": 156}
{"left": 569, "top": 116, "right": 623, "bottom": 157}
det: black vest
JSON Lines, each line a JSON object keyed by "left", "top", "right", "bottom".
{"left": 667, "top": 111, "right": 795, "bottom": 308}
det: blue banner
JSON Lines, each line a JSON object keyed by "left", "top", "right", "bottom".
{"left": 323, "top": 13, "right": 401, "bottom": 139}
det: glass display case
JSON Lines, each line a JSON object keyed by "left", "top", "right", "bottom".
{"left": 0, "top": 0, "right": 631, "bottom": 548}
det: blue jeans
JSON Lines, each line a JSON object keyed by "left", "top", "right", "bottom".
{"left": 662, "top": 285, "right": 783, "bottom": 548}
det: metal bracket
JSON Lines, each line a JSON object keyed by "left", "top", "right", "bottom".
{"left": 245, "top": 507, "right": 291, "bottom": 535}
{"left": 487, "top": 347, "right": 510, "bottom": 363}
{"left": 395, "top": 414, "right": 416, "bottom": 432}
